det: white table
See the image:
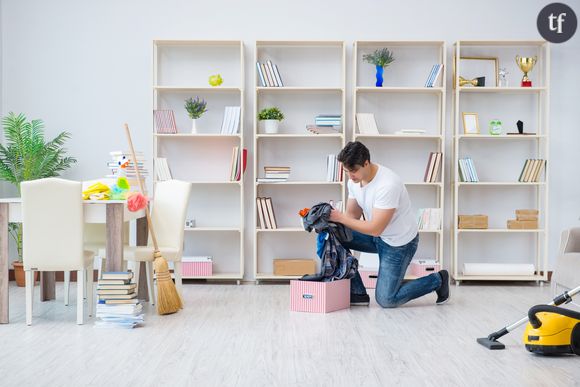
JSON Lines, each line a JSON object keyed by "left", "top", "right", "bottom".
{"left": 0, "top": 199, "right": 147, "bottom": 324}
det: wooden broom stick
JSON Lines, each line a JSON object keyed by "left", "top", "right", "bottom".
{"left": 124, "top": 123, "right": 182, "bottom": 314}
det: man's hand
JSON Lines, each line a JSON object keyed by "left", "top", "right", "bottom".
{"left": 329, "top": 208, "right": 343, "bottom": 223}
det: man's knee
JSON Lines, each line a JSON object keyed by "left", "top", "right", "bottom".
{"left": 375, "top": 293, "right": 399, "bottom": 308}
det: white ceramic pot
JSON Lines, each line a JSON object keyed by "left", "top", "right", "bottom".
{"left": 263, "top": 119, "right": 279, "bottom": 134}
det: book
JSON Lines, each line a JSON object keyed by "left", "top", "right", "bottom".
{"left": 272, "top": 64, "right": 284, "bottom": 87}
{"left": 431, "top": 152, "right": 442, "bottom": 182}
{"left": 424, "top": 152, "right": 435, "bottom": 182}
{"left": 266, "top": 61, "right": 279, "bottom": 87}
{"left": 356, "top": 113, "right": 379, "bottom": 135}
{"left": 98, "top": 293, "right": 138, "bottom": 300}
{"left": 261, "top": 63, "right": 273, "bottom": 87}
{"left": 97, "top": 279, "right": 131, "bottom": 285}
{"left": 97, "top": 289, "right": 136, "bottom": 295}
{"left": 256, "top": 197, "right": 266, "bottom": 229}
{"left": 424, "top": 65, "right": 438, "bottom": 88}
{"left": 153, "top": 110, "right": 177, "bottom": 134}
{"left": 101, "top": 272, "right": 134, "bottom": 280}
{"left": 256, "top": 62, "right": 266, "bottom": 87}
{"left": 102, "top": 298, "right": 140, "bottom": 305}
{"left": 259, "top": 198, "right": 272, "bottom": 229}
{"left": 97, "top": 283, "right": 137, "bottom": 290}
{"left": 265, "top": 197, "right": 277, "bottom": 229}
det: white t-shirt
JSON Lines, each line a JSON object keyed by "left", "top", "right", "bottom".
{"left": 347, "top": 164, "right": 418, "bottom": 246}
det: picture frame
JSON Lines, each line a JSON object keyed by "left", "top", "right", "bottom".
{"left": 462, "top": 112, "right": 480, "bottom": 134}
{"left": 453, "top": 56, "right": 499, "bottom": 88}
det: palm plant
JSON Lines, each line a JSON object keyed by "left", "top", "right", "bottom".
{"left": 0, "top": 112, "right": 77, "bottom": 260}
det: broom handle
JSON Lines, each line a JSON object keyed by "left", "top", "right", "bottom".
{"left": 124, "top": 123, "right": 160, "bottom": 251}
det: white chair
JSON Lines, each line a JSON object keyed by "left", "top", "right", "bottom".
{"left": 21, "top": 178, "right": 95, "bottom": 325}
{"left": 99, "top": 180, "right": 191, "bottom": 303}
{"left": 552, "top": 227, "right": 580, "bottom": 308}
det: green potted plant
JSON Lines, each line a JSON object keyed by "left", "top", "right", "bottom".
{"left": 0, "top": 112, "right": 77, "bottom": 286}
{"left": 363, "top": 48, "right": 395, "bottom": 87}
{"left": 258, "top": 107, "right": 284, "bottom": 134}
{"left": 184, "top": 97, "right": 207, "bottom": 134}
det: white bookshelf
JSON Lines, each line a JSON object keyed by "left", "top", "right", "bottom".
{"left": 253, "top": 41, "right": 346, "bottom": 282}
{"left": 353, "top": 41, "right": 446, "bottom": 279}
{"left": 451, "top": 40, "right": 550, "bottom": 283}
{"left": 153, "top": 40, "right": 245, "bottom": 283}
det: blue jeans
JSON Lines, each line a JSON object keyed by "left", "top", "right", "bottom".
{"left": 343, "top": 231, "right": 442, "bottom": 308}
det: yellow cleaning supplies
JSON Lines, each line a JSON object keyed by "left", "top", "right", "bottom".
{"left": 82, "top": 182, "right": 111, "bottom": 200}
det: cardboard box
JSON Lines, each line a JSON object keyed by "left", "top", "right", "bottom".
{"left": 458, "top": 215, "right": 488, "bottom": 229}
{"left": 515, "top": 209, "right": 539, "bottom": 221}
{"left": 359, "top": 270, "right": 378, "bottom": 289}
{"left": 290, "top": 279, "right": 350, "bottom": 313}
{"left": 182, "top": 256, "right": 212, "bottom": 277}
{"left": 274, "top": 259, "right": 316, "bottom": 276}
{"left": 507, "top": 219, "right": 539, "bottom": 229}
{"left": 409, "top": 260, "right": 440, "bottom": 277}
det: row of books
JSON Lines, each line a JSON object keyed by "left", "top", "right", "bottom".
{"left": 229, "top": 147, "right": 248, "bottom": 181}
{"left": 356, "top": 113, "right": 379, "bottom": 135}
{"left": 423, "top": 152, "right": 442, "bottom": 183}
{"left": 220, "top": 106, "right": 241, "bottom": 135}
{"left": 95, "top": 272, "right": 143, "bottom": 329}
{"left": 256, "top": 60, "right": 284, "bottom": 87}
{"left": 315, "top": 114, "right": 341, "bottom": 128}
{"left": 458, "top": 157, "right": 479, "bottom": 182}
{"left": 153, "top": 107, "right": 241, "bottom": 135}
{"left": 155, "top": 158, "right": 173, "bottom": 181}
{"left": 518, "top": 159, "right": 546, "bottom": 183}
{"left": 424, "top": 64, "right": 444, "bottom": 87}
{"left": 326, "top": 154, "right": 343, "bottom": 182}
{"left": 257, "top": 166, "right": 291, "bottom": 183}
{"left": 417, "top": 208, "right": 442, "bottom": 231}
{"left": 256, "top": 197, "right": 278, "bottom": 229}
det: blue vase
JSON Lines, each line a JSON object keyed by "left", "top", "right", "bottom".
{"left": 375, "top": 65, "right": 384, "bottom": 87}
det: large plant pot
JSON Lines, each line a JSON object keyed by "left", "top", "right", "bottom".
{"left": 13, "top": 261, "right": 25, "bottom": 287}
{"left": 263, "top": 120, "right": 279, "bottom": 134}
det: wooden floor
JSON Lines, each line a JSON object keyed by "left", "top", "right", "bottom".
{"left": 1, "top": 282, "right": 579, "bottom": 386}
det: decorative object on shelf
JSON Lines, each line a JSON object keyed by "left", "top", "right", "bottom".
{"left": 185, "top": 219, "right": 196, "bottom": 228}
{"left": 454, "top": 56, "right": 498, "bottom": 88}
{"left": 184, "top": 96, "right": 207, "bottom": 134}
{"left": 0, "top": 112, "right": 77, "bottom": 270}
{"left": 488, "top": 119, "right": 503, "bottom": 135}
{"left": 258, "top": 107, "right": 284, "bottom": 134}
{"left": 458, "top": 214, "right": 488, "bottom": 229}
{"left": 153, "top": 110, "right": 177, "bottom": 134}
{"left": 208, "top": 74, "right": 223, "bottom": 87}
{"left": 462, "top": 112, "right": 480, "bottom": 134}
{"left": 498, "top": 67, "right": 509, "bottom": 87}
{"left": 459, "top": 76, "right": 485, "bottom": 87}
{"left": 363, "top": 48, "right": 395, "bottom": 87}
{"left": 515, "top": 55, "right": 537, "bottom": 87}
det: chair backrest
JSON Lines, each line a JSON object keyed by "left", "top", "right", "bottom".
{"left": 149, "top": 180, "right": 191, "bottom": 255}
{"left": 21, "top": 178, "right": 85, "bottom": 271}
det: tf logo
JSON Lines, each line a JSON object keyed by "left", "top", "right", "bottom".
{"left": 537, "top": 3, "right": 577, "bottom": 43}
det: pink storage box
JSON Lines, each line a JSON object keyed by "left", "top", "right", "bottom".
{"left": 359, "top": 270, "right": 378, "bottom": 289}
{"left": 181, "top": 257, "right": 212, "bottom": 277}
{"left": 409, "top": 260, "right": 440, "bottom": 277}
{"left": 290, "top": 279, "right": 350, "bottom": 313}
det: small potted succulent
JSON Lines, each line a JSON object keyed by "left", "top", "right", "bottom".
{"left": 184, "top": 97, "right": 208, "bottom": 134}
{"left": 363, "top": 48, "right": 395, "bottom": 87}
{"left": 258, "top": 107, "right": 284, "bottom": 134}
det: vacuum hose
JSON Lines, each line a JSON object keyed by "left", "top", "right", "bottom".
{"left": 528, "top": 305, "right": 580, "bottom": 329}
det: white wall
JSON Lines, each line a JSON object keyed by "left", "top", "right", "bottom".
{"left": 1, "top": 0, "right": 579, "bottom": 279}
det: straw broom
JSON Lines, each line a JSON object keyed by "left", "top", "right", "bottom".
{"left": 124, "top": 123, "right": 182, "bottom": 314}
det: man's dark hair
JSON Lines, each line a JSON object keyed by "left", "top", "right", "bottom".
{"left": 337, "top": 141, "right": 371, "bottom": 170}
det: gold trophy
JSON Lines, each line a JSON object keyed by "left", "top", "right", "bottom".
{"left": 515, "top": 55, "right": 537, "bottom": 87}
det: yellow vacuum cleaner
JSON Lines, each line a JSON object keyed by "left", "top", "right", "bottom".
{"left": 478, "top": 285, "right": 580, "bottom": 354}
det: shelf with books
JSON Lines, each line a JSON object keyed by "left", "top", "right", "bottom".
{"left": 353, "top": 41, "right": 446, "bottom": 271}
{"left": 153, "top": 40, "right": 245, "bottom": 282}
{"left": 254, "top": 41, "right": 346, "bottom": 282}
{"left": 452, "top": 40, "right": 550, "bottom": 283}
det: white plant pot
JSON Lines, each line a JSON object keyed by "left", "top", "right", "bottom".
{"left": 263, "top": 120, "right": 279, "bottom": 134}
{"left": 191, "top": 119, "right": 198, "bottom": 134}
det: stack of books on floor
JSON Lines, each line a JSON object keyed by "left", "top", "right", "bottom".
{"left": 458, "top": 157, "right": 479, "bottom": 182}
{"left": 257, "top": 166, "right": 290, "bottom": 183}
{"left": 326, "top": 154, "right": 343, "bottom": 182}
{"left": 95, "top": 272, "right": 144, "bottom": 329}
{"left": 107, "top": 150, "right": 148, "bottom": 191}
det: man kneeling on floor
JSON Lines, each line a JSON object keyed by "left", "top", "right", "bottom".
{"left": 330, "top": 141, "right": 450, "bottom": 307}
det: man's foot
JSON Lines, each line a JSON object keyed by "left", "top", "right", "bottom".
{"left": 350, "top": 293, "right": 370, "bottom": 306}
{"left": 436, "top": 270, "right": 450, "bottom": 305}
